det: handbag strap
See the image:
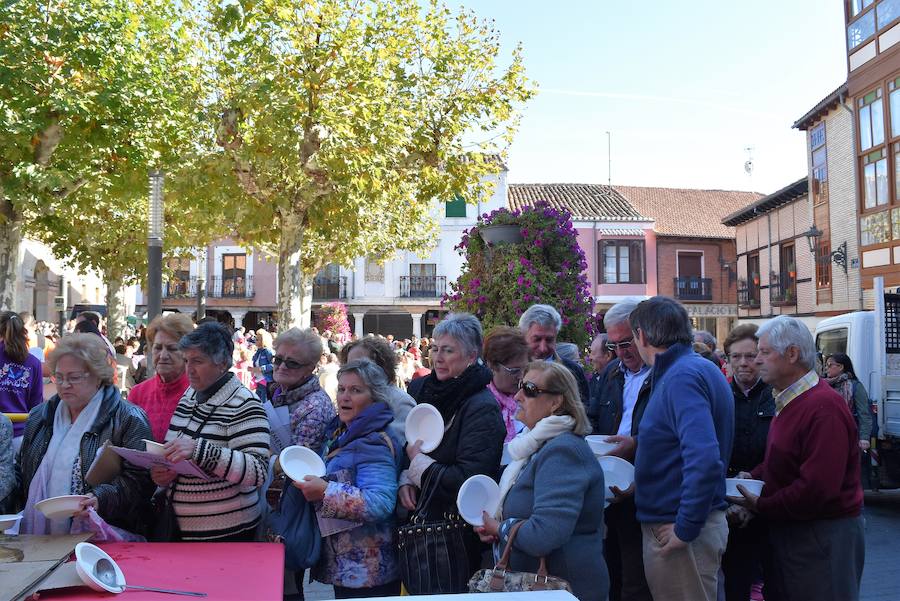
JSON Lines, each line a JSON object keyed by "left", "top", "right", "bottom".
{"left": 411, "top": 463, "right": 444, "bottom": 519}
{"left": 493, "top": 520, "right": 550, "bottom": 576}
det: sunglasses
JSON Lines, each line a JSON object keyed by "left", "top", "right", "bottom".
{"left": 518, "top": 380, "right": 562, "bottom": 398}
{"left": 606, "top": 338, "right": 634, "bottom": 351}
{"left": 273, "top": 355, "right": 310, "bottom": 370}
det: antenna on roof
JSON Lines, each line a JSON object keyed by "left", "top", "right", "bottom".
{"left": 744, "top": 146, "right": 754, "bottom": 190}
{"left": 606, "top": 131, "right": 612, "bottom": 187}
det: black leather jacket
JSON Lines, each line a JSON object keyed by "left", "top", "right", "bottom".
{"left": 15, "top": 384, "right": 155, "bottom": 533}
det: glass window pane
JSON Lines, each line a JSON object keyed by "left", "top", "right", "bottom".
{"left": 895, "top": 146, "right": 900, "bottom": 201}
{"left": 892, "top": 208, "right": 900, "bottom": 240}
{"left": 812, "top": 147, "right": 826, "bottom": 166}
{"left": 861, "top": 211, "right": 890, "bottom": 245}
{"left": 872, "top": 99, "right": 885, "bottom": 146}
{"left": 860, "top": 104, "right": 872, "bottom": 151}
{"left": 892, "top": 88, "right": 900, "bottom": 138}
{"left": 604, "top": 245, "right": 617, "bottom": 283}
{"left": 619, "top": 246, "right": 629, "bottom": 283}
{"left": 878, "top": 0, "right": 900, "bottom": 29}
{"left": 848, "top": 10, "right": 876, "bottom": 49}
{"left": 865, "top": 162, "right": 877, "bottom": 208}
{"left": 876, "top": 157, "right": 889, "bottom": 205}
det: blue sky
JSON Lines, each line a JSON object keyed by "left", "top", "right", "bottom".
{"left": 454, "top": 0, "right": 849, "bottom": 194}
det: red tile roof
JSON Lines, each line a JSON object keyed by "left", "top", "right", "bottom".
{"left": 507, "top": 183, "right": 651, "bottom": 221}
{"left": 614, "top": 186, "right": 764, "bottom": 239}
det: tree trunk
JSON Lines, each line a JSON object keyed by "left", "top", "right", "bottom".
{"left": 0, "top": 202, "right": 23, "bottom": 311}
{"left": 278, "top": 211, "right": 313, "bottom": 331}
{"left": 105, "top": 274, "right": 127, "bottom": 342}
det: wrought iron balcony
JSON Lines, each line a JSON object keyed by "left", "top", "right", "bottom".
{"left": 770, "top": 273, "right": 797, "bottom": 306}
{"left": 209, "top": 275, "right": 254, "bottom": 298}
{"left": 163, "top": 277, "right": 196, "bottom": 298}
{"left": 674, "top": 277, "right": 712, "bottom": 301}
{"left": 400, "top": 275, "right": 447, "bottom": 298}
{"left": 313, "top": 276, "right": 348, "bottom": 301}
{"left": 737, "top": 279, "right": 761, "bottom": 309}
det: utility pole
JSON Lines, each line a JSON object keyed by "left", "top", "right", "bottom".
{"left": 147, "top": 170, "right": 164, "bottom": 373}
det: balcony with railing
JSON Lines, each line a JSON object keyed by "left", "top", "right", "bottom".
{"left": 769, "top": 273, "right": 797, "bottom": 307}
{"left": 313, "top": 276, "right": 348, "bottom": 301}
{"left": 737, "top": 279, "right": 760, "bottom": 309}
{"left": 673, "top": 277, "right": 712, "bottom": 301}
{"left": 209, "top": 275, "right": 254, "bottom": 298}
{"left": 400, "top": 275, "right": 447, "bottom": 298}
{"left": 163, "top": 278, "right": 197, "bottom": 299}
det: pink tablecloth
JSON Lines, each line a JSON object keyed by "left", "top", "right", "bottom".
{"left": 39, "top": 542, "right": 284, "bottom": 600}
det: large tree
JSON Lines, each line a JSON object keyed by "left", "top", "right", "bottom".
{"left": 208, "top": 0, "right": 533, "bottom": 329}
{"left": 0, "top": 0, "right": 210, "bottom": 315}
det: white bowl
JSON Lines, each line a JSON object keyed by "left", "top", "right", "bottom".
{"left": 34, "top": 495, "right": 90, "bottom": 520}
{"left": 405, "top": 403, "right": 444, "bottom": 453}
{"left": 75, "top": 542, "right": 125, "bottom": 593}
{"left": 726, "top": 478, "right": 764, "bottom": 497}
{"left": 456, "top": 475, "right": 501, "bottom": 526}
{"left": 279, "top": 445, "right": 327, "bottom": 482}
{"left": 597, "top": 456, "right": 635, "bottom": 500}
{"left": 586, "top": 435, "right": 617, "bottom": 456}
{"left": 143, "top": 439, "right": 167, "bottom": 456}
{"left": 0, "top": 514, "right": 22, "bottom": 531}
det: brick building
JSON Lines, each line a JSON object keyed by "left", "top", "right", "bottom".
{"left": 617, "top": 186, "right": 763, "bottom": 345}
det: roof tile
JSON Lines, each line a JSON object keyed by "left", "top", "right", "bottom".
{"left": 507, "top": 183, "right": 650, "bottom": 221}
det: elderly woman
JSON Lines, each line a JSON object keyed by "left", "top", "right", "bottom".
{"left": 398, "top": 313, "right": 505, "bottom": 594}
{"left": 341, "top": 336, "right": 415, "bottom": 443}
{"left": 128, "top": 313, "right": 194, "bottom": 442}
{"left": 295, "top": 359, "right": 401, "bottom": 598}
{"left": 16, "top": 334, "right": 154, "bottom": 535}
{"left": 150, "top": 322, "right": 270, "bottom": 541}
{"left": 483, "top": 326, "right": 530, "bottom": 443}
{"left": 477, "top": 361, "right": 609, "bottom": 601}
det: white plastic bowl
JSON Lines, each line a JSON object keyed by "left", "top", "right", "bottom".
{"left": 0, "top": 514, "right": 22, "bottom": 532}
{"left": 726, "top": 478, "right": 764, "bottom": 497}
{"left": 456, "top": 475, "right": 501, "bottom": 526}
{"left": 279, "top": 446, "right": 327, "bottom": 482}
{"left": 405, "top": 403, "right": 444, "bottom": 453}
{"left": 75, "top": 542, "right": 125, "bottom": 593}
{"left": 586, "top": 435, "right": 617, "bottom": 456}
{"left": 34, "top": 495, "right": 90, "bottom": 520}
{"left": 143, "top": 439, "right": 167, "bottom": 456}
{"left": 597, "top": 456, "right": 635, "bottom": 500}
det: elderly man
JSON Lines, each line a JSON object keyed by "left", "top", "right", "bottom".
{"left": 730, "top": 316, "right": 864, "bottom": 601}
{"left": 630, "top": 296, "right": 733, "bottom": 601}
{"left": 590, "top": 299, "right": 653, "bottom": 601}
{"left": 518, "top": 304, "right": 589, "bottom": 407}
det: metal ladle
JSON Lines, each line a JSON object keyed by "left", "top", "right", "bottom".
{"left": 93, "top": 558, "right": 207, "bottom": 597}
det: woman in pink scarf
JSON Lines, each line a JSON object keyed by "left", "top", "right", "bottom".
{"left": 483, "top": 326, "right": 529, "bottom": 442}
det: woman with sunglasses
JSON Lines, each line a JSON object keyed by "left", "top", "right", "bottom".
{"left": 398, "top": 313, "right": 505, "bottom": 594}
{"left": 15, "top": 334, "right": 154, "bottom": 535}
{"left": 476, "top": 361, "right": 609, "bottom": 601}
{"left": 483, "top": 326, "right": 530, "bottom": 443}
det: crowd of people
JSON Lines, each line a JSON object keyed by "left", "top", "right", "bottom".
{"left": 0, "top": 295, "right": 871, "bottom": 601}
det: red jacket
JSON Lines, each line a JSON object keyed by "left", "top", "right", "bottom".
{"left": 751, "top": 379, "right": 862, "bottom": 521}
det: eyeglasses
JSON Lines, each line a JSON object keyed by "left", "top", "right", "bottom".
{"left": 496, "top": 363, "right": 524, "bottom": 377}
{"left": 606, "top": 337, "right": 634, "bottom": 351}
{"left": 518, "top": 380, "right": 562, "bottom": 398}
{"left": 728, "top": 353, "right": 758, "bottom": 362}
{"left": 51, "top": 372, "right": 90, "bottom": 386}
{"left": 273, "top": 355, "right": 310, "bottom": 370}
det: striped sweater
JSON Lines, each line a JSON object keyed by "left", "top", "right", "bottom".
{"left": 165, "top": 372, "right": 270, "bottom": 541}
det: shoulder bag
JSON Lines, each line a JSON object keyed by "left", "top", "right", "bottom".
{"left": 468, "top": 521, "right": 573, "bottom": 593}
{"left": 397, "top": 464, "right": 474, "bottom": 594}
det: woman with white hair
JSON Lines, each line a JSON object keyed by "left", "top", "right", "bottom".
{"left": 15, "top": 334, "right": 154, "bottom": 535}
{"left": 397, "top": 312, "right": 505, "bottom": 594}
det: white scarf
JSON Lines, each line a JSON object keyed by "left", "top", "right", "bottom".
{"left": 23, "top": 389, "right": 104, "bottom": 534}
{"left": 496, "top": 414, "right": 576, "bottom": 518}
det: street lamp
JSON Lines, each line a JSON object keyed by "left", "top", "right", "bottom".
{"left": 803, "top": 224, "right": 847, "bottom": 273}
{"left": 147, "top": 170, "right": 164, "bottom": 324}
{"left": 196, "top": 247, "right": 206, "bottom": 321}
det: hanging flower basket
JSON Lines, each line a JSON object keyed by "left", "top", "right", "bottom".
{"left": 479, "top": 224, "right": 524, "bottom": 246}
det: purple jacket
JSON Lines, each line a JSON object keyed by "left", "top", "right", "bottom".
{"left": 0, "top": 342, "right": 43, "bottom": 436}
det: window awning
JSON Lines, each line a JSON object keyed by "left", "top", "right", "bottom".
{"left": 599, "top": 227, "right": 646, "bottom": 237}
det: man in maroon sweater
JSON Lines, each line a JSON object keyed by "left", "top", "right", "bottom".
{"left": 728, "top": 316, "right": 864, "bottom": 601}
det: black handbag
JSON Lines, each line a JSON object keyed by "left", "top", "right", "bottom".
{"left": 150, "top": 486, "right": 180, "bottom": 542}
{"left": 397, "top": 465, "right": 475, "bottom": 594}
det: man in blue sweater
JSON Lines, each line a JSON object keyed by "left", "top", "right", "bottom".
{"left": 629, "top": 296, "right": 734, "bottom": 601}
